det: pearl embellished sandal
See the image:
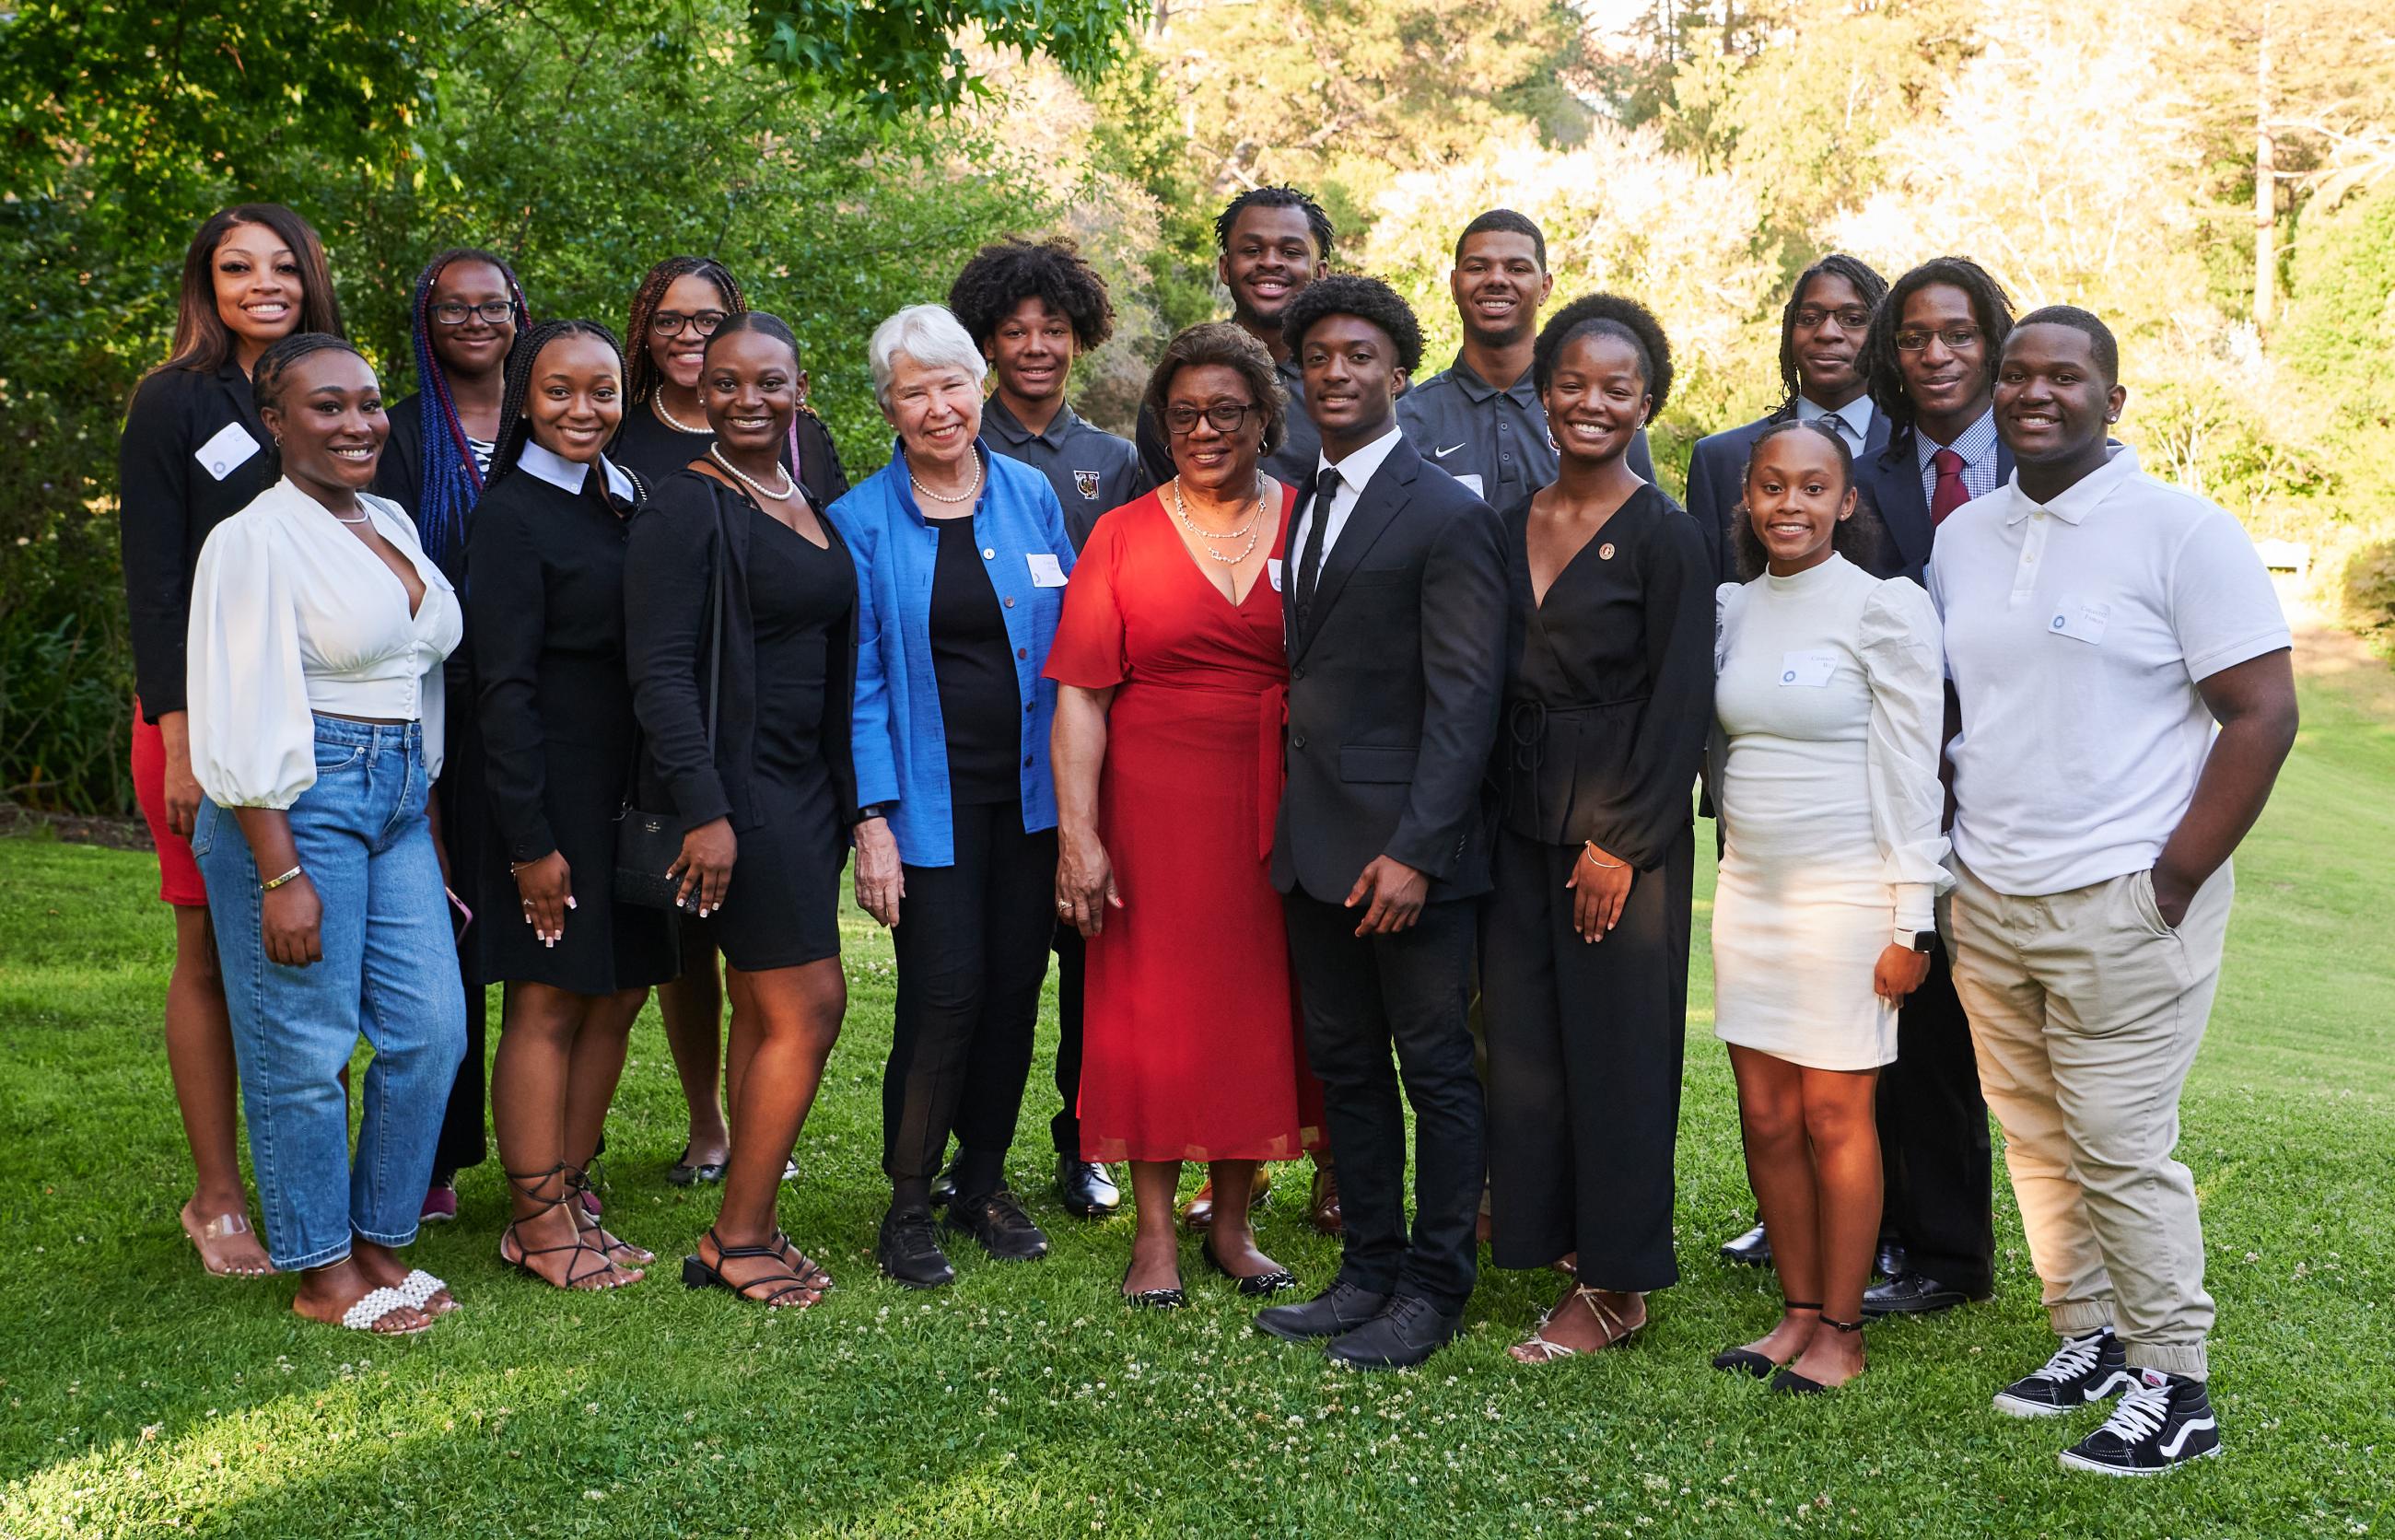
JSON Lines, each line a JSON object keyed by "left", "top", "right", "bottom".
{"left": 336, "top": 1285, "right": 433, "bottom": 1336}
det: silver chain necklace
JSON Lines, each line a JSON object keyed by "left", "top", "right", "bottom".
{"left": 708, "top": 444, "right": 797, "bottom": 503}
{"left": 1169, "top": 476, "right": 1268, "bottom": 565}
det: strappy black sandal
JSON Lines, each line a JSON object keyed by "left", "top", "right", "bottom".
{"left": 565, "top": 1161, "right": 654, "bottom": 1266}
{"left": 683, "top": 1226, "right": 825, "bottom": 1309}
{"left": 769, "top": 1234, "right": 835, "bottom": 1294}
{"left": 500, "top": 1164, "right": 637, "bottom": 1290}
{"left": 1770, "top": 1315, "right": 1866, "bottom": 1395}
{"left": 1713, "top": 1301, "right": 1819, "bottom": 1379}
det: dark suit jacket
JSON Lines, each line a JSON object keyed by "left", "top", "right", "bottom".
{"left": 1684, "top": 406, "right": 1894, "bottom": 585}
{"left": 1271, "top": 436, "right": 1508, "bottom": 906}
{"left": 1855, "top": 426, "right": 2015, "bottom": 584}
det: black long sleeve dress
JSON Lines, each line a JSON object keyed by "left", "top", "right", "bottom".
{"left": 1479, "top": 483, "right": 1714, "bottom": 1289}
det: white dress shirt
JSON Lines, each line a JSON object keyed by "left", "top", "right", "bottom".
{"left": 519, "top": 437, "right": 637, "bottom": 501}
{"left": 186, "top": 478, "right": 462, "bottom": 809}
{"left": 1291, "top": 421, "right": 1407, "bottom": 568}
{"left": 1795, "top": 394, "right": 1874, "bottom": 459}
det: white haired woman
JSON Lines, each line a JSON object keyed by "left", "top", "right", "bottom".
{"left": 827, "top": 303, "right": 1079, "bottom": 1289}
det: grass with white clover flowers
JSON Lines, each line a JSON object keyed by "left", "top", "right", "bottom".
{"left": 2, "top": 612, "right": 2389, "bottom": 1540}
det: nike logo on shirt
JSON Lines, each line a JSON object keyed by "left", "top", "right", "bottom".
{"left": 1432, "top": 444, "right": 1466, "bottom": 458}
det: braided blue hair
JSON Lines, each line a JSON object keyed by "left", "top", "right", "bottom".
{"left": 408, "top": 247, "right": 531, "bottom": 568}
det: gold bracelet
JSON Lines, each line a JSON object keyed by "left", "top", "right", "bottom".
{"left": 262, "top": 864, "right": 305, "bottom": 891}
{"left": 1581, "top": 842, "right": 1624, "bottom": 870}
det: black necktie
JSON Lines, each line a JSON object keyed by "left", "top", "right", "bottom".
{"left": 1295, "top": 468, "right": 1338, "bottom": 627}
{"left": 1817, "top": 412, "right": 1850, "bottom": 448}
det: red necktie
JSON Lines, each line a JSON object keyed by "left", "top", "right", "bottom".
{"left": 1930, "top": 448, "right": 1969, "bottom": 525}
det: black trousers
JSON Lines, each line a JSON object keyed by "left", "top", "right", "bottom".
{"left": 1480, "top": 824, "right": 1690, "bottom": 1291}
{"left": 1282, "top": 891, "right": 1481, "bottom": 1312}
{"left": 1875, "top": 940, "right": 1995, "bottom": 1291}
{"left": 1049, "top": 923, "right": 1086, "bottom": 1159}
{"left": 883, "top": 800, "right": 1057, "bottom": 1195}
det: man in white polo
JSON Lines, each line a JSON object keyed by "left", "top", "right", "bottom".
{"left": 1928, "top": 306, "right": 2296, "bottom": 1476}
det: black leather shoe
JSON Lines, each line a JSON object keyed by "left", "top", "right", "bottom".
{"left": 929, "top": 1164, "right": 957, "bottom": 1208}
{"left": 1326, "top": 1294, "right": 1465, "bottom": 1370}
{"left": 943, "top": 1188, "right": 1050, "bottom": 1262}
{"left": 877, "top": 1205, "right": 956, "bottom": 1289}
{"left": 1055, "top": 1158, "right": 1121, "bottom": 1219}
{"left": 665, "top": 1147, "right": 727, "bottom": 1187}
{"left": 1719, "top": 1221, "right": 1772, "bottom": 1267}
{"left": 1863, "top": 1271, "right": 1991, "bottom": 1317}
{"left": 1875, "top": 1239, "right": 1908, "bottom": 1282}
{"left": 1255, "top": 1279, "right": 1390, "bottom": 1343}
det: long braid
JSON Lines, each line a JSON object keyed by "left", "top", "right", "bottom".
{"left": 625, "top": 256, "right": 747, "bottom": 409}
{"left": 251, "top": 332, "right": 368, "bottom": 480}
{"left": 483, "top": 320, "right": 626, "bottom": 498}
{"left": 410, "top": 247, "right": 532, "bottom": 569}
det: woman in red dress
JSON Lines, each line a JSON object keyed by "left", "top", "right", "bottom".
{"left": 1048, "top": 323, "right": 1316, "bottom": 1307}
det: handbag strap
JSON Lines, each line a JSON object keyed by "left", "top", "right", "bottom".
{"left": 701, "top": 490, "right": 726, "bottom": 754}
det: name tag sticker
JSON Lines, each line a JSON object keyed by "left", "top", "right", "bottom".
{"left": 194, "top": 422, "right": 262, "bottom": 482}
{"left": 1268, "top": 557, "right": 1284, "bottom": 592}
{"left": 2049, "top": 599, "right": 2109, "bottom": 645}
{"left": 1455, "top": 472, "right": 1485, "bottom": 499}
{"left": 1779, "top": 649, "right": 1838, "bottom": 687}
{"left": 1025, "top": 552, "right": 1069, "bottom": 588}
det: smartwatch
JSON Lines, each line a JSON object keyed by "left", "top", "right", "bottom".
{"left": 1899, "top": 928, "right": 1936, "bottom": 954}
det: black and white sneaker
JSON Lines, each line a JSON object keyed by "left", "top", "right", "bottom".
{"left": 1992, "top": 1328, "right": 2133, "bottom": 1417}
{"left": 2059, "top": 1369, "right": 2222, "bottom": 1475}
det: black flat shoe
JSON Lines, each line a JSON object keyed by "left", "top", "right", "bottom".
{"left": 665, "top": 1148, "right": 728, "bottom": 1187}
{"left": 1769, "top": 1367, "right": 1831, "bottom": 1396}
{"left": 1055, "top": 1158, "right": 1122, "bottom": 1219}
{"left": 1712, "top": 1346, "right": 1787, "bottom": 1379}
{"left": 943, "top": 1188, "right": 1050, "bottom": 1263}
{"left": 1719, "top": 1221, "right": 1772, "bottom": 1267}
{"left": 1863, "top": 1271, "right": 1991, "bottom": 1317}
{"left": 1200, "top": 1235, "right": 1297, "bottom": 1297}
{"left": 877, "top": 1205, "right": 956, "bottom": 1289}
{"left": 1122, "top": 1258, "right": 1187, "bottom": 1311}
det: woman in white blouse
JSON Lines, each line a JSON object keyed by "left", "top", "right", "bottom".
{"left": 1707, "top": 419, "right": 1948, "bottom": 1394}
{"left": 184, "top": 333, "right": 469, "bottom": 1337}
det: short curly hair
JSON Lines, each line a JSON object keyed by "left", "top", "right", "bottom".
{"left": 1280, "top": 275, "right": 1424, "bottom": 377}
{"left": 1213, "top": 186, "right": 1336, "bottom": 262}
{"left": 1142, "top": 321, "right": 1289, "bottom": 459}
{"left": 946, "top": 236, "right": 1117, "bottom": 354}
{"left": 1532, "top": 293, "right": 1674, "bottom": 414}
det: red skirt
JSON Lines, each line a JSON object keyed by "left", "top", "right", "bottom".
{"left": 131, "top": 699, "right": 208, "bottom": 906}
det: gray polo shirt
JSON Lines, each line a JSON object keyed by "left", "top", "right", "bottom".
{"left": 1136, "top": 354, "right": 1321, "bottom": 493}
{"left": 983, "top": 394, "right": 1150, "bottom": 552}
{"left": 1396, "top": 352, "right": 1654, "bottom": 508}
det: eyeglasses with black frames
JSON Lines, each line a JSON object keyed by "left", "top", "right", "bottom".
{"left": 652, "top": 309, "right": 730, "bottom": 338}
{"left": 1165, "top": 402, "right": 1259, "bottom": 435}
{"left": 430, "top": 300, "right": 516, "bottom": 327}
{"left": 1894, "top": 325, "right": 1982, "bottom": 353}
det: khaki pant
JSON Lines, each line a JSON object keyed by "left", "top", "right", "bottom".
{"left": 1944, "top": 858, "right": 2232, "bottom": 1381}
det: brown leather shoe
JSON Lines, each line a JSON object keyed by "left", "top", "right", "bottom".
{"left": 1307, "top": 1162, "right": 1342, "bottom": 1236}
{"left": 1179, "top": 1167, "right": 1275, "bottom": 1233}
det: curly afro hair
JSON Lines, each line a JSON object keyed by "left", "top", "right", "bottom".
{"left": 1533, "top": 293, "right": 1673, "bottom": 414}
{"left": 1213, "top": 186, "right": 1336, "bottom": 262}
{"left": 946, "top": 236, "right": 1117, "bottom": 354}
{"left": 1280, "top": 274, "right": 1424, "bottom": 376}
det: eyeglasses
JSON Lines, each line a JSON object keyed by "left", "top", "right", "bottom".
{"left": 1895, "top": 325, "right": 1982, "bottom": 353}
{"left": 1793, "top": 306, "right": 1873, "bottom": 332}
{"left": 1164, "top": 402, "right": 1258, "bottom": 435}
{"left": 652, "top": 309, "right": 729, "bottom": 338}
{"left": 430, "top": 300, "right": 514, "bottom": 327}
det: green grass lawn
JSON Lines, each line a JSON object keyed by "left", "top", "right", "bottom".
{"left": 2, "top": 653, "right": 2388, "bottom": 1539}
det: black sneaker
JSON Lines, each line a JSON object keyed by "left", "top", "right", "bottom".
{"left": 877, "top": 1205, "right": 956, "bottom": 1289}
{"left": 944, "top": 1187, "right": 1051, "bottom": 1262}
{"left": 2059, "top": 1369, "right": 2222, "bottom": 1475}
{"left": 1992, "top": 1329, "right": 2133, "bottom": 1418}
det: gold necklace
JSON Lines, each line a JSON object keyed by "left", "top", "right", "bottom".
{"left": 1170, "top": 477, "right": 1268, "bottom": 565}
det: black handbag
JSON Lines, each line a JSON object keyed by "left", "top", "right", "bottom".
{"left": 615, "top": 497, "right": 725, "bottom": 912}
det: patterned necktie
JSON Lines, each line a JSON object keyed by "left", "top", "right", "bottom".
{"left": 1295, "top": 468, "right": 1339, "bottom": 626}
{"left": 1930, "top": 447, "right": 1969, "bottom": 525}
{"left": 1817, "top": 412, "right": 1851, "bottom": 450}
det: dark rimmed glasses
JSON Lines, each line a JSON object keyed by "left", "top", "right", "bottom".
{"left": 652, "top": 309, "right": 729, "bottom": 338}
{"left": 431, "top": 300, "right": 515, "bottom": 327}
{"left": 1164, "top": 402, "right": 1259, "bottom": 436}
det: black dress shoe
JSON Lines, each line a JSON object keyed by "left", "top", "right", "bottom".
{"left": 665, "top": 1148, "right": 728, "bottom": 1187}
{"left": 1255, "top": 1279, "right": 1389, "bottom": 1343}
{"left": 1862, "top": 1271, "right": 1991, "bottom": 1317}
{"left": 1201, "top": 1234, "right": 1297, "bottom": 1297}
{"left": 943, "top": 1188, "right": 1050, "bottom": 1262}
{"left": 1326, "top": 1295, "right": 1465, "bottom": 1370}
{"left": 1055, "top": 1158, "right": 1121, "bottom": 1219}
{"left": 877, "top": 1205, "right": 957, "bottom": 1289}
{"left": 1720, "top": 1221, "right": 1772, "bottom": 1267}
{"left": 929, "top": 1164, "right": 957, "bottom": 1208}
{"left": 1875, "top": 1239, "right": 1908, "bottom": 1281}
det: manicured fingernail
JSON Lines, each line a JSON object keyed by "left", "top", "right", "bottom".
{"left": 566, "top": 897, "right": 577, "bottom": 909}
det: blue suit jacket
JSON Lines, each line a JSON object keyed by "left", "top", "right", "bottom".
{"left": 1855, "top": 426, "right": 2015, "bottom": 584}
{"left": 1684, "top": 405, "right": 1894, "bottom": 585}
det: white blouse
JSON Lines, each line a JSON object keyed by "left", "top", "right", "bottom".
{"left": 186, "top": 478, "right": 462, "bottom": 809}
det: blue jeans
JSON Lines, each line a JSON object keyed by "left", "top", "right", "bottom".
{"left": 193, "top": 717, "right": 467, "bottom": 1270}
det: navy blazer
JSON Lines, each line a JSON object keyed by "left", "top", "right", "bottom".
{"left": 1684, "top": 405, "right": 1894, "bottom": 585}
{"left": 1856, "top": 426, "right": 2015, "bottom": 584}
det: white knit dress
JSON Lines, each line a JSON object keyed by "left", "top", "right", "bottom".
{"left": 1710, "top": 554, "right": 1950, "bottom": 1070}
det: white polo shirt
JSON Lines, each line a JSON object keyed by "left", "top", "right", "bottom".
{"left": 1926, "top": 444, "right": 2290, "bottom": 896}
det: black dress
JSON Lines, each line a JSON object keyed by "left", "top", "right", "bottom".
{"left": 625, "top": 472, "right": 859, "bottom": 974}
{"left": 1478, "top": 484, "right": 1713, "bottom": 1289}
{"left": 466, "top": 459, "right": 678, "bottom": 996}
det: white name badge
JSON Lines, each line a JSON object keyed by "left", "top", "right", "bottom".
{"left": 1268, "top": 557, "right": 1284, "bottom": 591}
{"left": 194, "top": 422, "right": 262, "bottom": 482}
{"left": 1025, "top": 553, "right": 1068, "bottom": 588}
{"left": 1778, "top": 649, "right": 1838, "bottom": 687}
{"left": 1454, "top": 472, "right": 1485, "bottom": 499}
{"left": 2048, "top": 599, "right": 2109, "bottom": 645}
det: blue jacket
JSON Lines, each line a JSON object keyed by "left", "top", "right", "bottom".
{"left": 827, "top": 442, "right": 1076, "bottom": 867}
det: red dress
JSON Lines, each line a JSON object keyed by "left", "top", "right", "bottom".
{"left": 1045, "top": 488, "right": 1323, "bottom": 1162}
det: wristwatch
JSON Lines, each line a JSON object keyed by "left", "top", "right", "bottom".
{"left": 1898, "top": 928, "right": 1936, "bottom": 953}
{"left": 853, "top": 802, "right": 895, "bottom": 825}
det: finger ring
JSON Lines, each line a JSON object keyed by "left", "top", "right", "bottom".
{"left": 1057, "top": 902, "right": 1071, "bottom": 915}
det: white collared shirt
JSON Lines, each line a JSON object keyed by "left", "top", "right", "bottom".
{"left": 1795, "top": 394, "right": 1874, "bottom": 458}
{"left": 1926, "top": 444, "right": 2291, "bottom": 896}
{"left": 1292, "top": 421, "right": 1407, "bottom": 566}
{"left": 519, "top": 438, "right": 636, "bottom": 502}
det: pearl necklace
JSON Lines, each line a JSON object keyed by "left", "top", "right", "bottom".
{"left": 910, "top": 449, "right": 983, "bottom": 507}
{"left": 1170, "top": 476, "right": 1268, "bottom": 565}
{"left": 709, "top": 444, "right": 797, "bottom": 503}
{"left": 652, "top": 391, "right": 707, "bottom": 436}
